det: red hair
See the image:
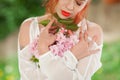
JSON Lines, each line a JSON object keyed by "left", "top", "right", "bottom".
{"left": 45, "top": 0, "right": 90, "bottom": 24}
{"left": 45, "top": 0, "right": 59, "bottom": 14}
{"left": 74, "top": 2, "right": 90, "bottom": 24}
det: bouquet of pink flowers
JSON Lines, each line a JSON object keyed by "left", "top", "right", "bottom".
{"left": 50, "top": 28, "right": 79, "bottom": 57}
{"left": 29, "top": 14, "right": 79, "bottom": 64}
{"left": 29, "top": 28, "right": 79, "bottom": 58}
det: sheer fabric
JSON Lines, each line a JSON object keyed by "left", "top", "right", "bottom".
{"left": 18, "top": 16, "right": 103, "bottom": 80}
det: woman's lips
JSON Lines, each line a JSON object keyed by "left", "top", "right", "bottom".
{"left": 61, "top": 10, "right": 71, "bottom": 17}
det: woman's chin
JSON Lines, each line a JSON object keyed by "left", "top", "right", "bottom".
{"left": 60, "top": 16, "right": 69, "bottom": 19}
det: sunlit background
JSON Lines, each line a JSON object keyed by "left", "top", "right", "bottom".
{"left": 0, "top": 0, "right": 120, "bottom": 80}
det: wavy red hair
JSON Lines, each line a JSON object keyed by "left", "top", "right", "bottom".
{"left": 45, "top": 0, "right": 90, "bottom": 24}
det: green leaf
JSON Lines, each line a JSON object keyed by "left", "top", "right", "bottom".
{"left": 59, "top": 19, "right": 74, "bottom": 25}
{"left": 66, "top": 24, "right": 78, "bottom": 31}
{"left": 30, "top": 56, "right": 39, "bottom": 63}
{"left": 39, "top": 20, "right": 50, "bottom": 26}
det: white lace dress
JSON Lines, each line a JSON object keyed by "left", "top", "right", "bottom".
{"left": 18, "top": 16, "right": 103, "bottom": 80}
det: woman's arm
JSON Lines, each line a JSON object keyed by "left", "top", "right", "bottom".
{"left": 80, "top": 23, "right": 103, "bottom": 79}
{"left": 62, "top": 22, "right": 103, "bottom": 79}
{"left": 18, "top": 18, "right": 47, "bottom": 80}
{"left": 18, "top": 17, "right": 58, "bottom": 80}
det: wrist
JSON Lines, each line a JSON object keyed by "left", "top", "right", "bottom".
{"left": 38, "top": 45, "right": 49, "bottom": 55}
{"left": 70, "top": 48, "right": 79, "bottom": 60}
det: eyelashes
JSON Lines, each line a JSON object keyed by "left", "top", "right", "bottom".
{"left": 76, "top": 2, "right": 82, "bottom": 6}
{"left": 75, "top": 1, "right": 84, "bottom": 6}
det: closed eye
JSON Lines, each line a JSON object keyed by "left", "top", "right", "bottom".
{"left": 76, "top": 1, "right": 82, "bottom": 6}
{"left": 75, "top": 0, "right": 84, "bottom": 6}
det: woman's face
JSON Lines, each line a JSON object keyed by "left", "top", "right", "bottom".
{"left": 55, "top": 0, "right": 87, "bottom": 19}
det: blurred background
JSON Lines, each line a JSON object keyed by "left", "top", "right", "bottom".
{"left": 0, "top": 0, "right": 120, "bottom": 80}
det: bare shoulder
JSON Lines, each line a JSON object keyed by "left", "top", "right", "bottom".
{"left": 87, "top": 21, "right": 103, "bottom": 45}
{"left": 19, "top": 14, "right": 51, "bottom": 49}
{"left": 18, "top": 18, "right": 34, "bottom": 49}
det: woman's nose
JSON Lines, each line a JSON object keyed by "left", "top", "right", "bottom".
{"left": 66, "top": 0, "right": 74, "bottom": 10}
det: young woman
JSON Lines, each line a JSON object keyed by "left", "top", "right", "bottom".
{"left": 18, "top": 0, "right": 103, "bottom": 80}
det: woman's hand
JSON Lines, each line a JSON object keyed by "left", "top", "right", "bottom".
{"left": 70, "top": 30, "right": 100, "bottom": 60}
{"left": 37, "top": 20, "right": 57, "bottom": 55}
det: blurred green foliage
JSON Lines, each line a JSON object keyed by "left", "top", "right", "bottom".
{"left": 0, "top": 56, "right": 19, "bottom": 80}
{"left": 92, "top": 0, "right": 100, "bottom": 4}
{"left": 0, "top": 0, "right": 45, "bottom": 40}
{"left": 92, "top": 41, "right": 120, "bottom": 80}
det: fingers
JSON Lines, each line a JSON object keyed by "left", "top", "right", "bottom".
{"left": 84, "top": 31, "right": 88, "bottom": 41}
{"left": 79, "top": 30, "right": 88, "bottom": 42}
{"left": 79, "top": 48, "right": 100, "bottom": 59}
{"left": 79, "top": 26, "right": 83, "bottom": 32}
{"left": 92, "top": 35, "right": 97, "bottom": 42}
{"left": 50, "top": 34, "right": 57, "bottom": 43}
{"left": 88, "top": 35, "right": 97, "bottom": 47}
{"left": 68, "top": 30, "right": 73, "bottom": 36}
{"left": 49, "top": 28, "right": 58, "bottom": 34}
{"left": 84, "top": 49, "right": 100, "bottom": 57}
{"left": 89, "top": 49, "right": 100, "bottom": 54}
{"left": 49, "top": 26, "right": 58, "bottom": 30}
{"left": 79, "top": 31, "right": 84, "bottom": 40}
{"left": 46, "top": 19, "right": 54, "bottom": 30}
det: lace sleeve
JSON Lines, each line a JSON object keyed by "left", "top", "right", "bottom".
{"left": 18, "top": 17, "right": 50, "bottom": 80}
{"left": 62, "top": 43, "right": 103, "bottom": 80}
{"left": 77, "top": 44, "right": 103, "bottom": 80}
{"left": 18, "top": 44, "right": 50, "bottom": 80}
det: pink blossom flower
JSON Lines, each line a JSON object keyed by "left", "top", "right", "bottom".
{"left": 29, "top": 37, "right": 39, "bottom": 58}
{"left": 49, "top": 28, "right": 79, "bottom": 57}
{"left": 29, "top": 28, "right": 79, "bottom": 58}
